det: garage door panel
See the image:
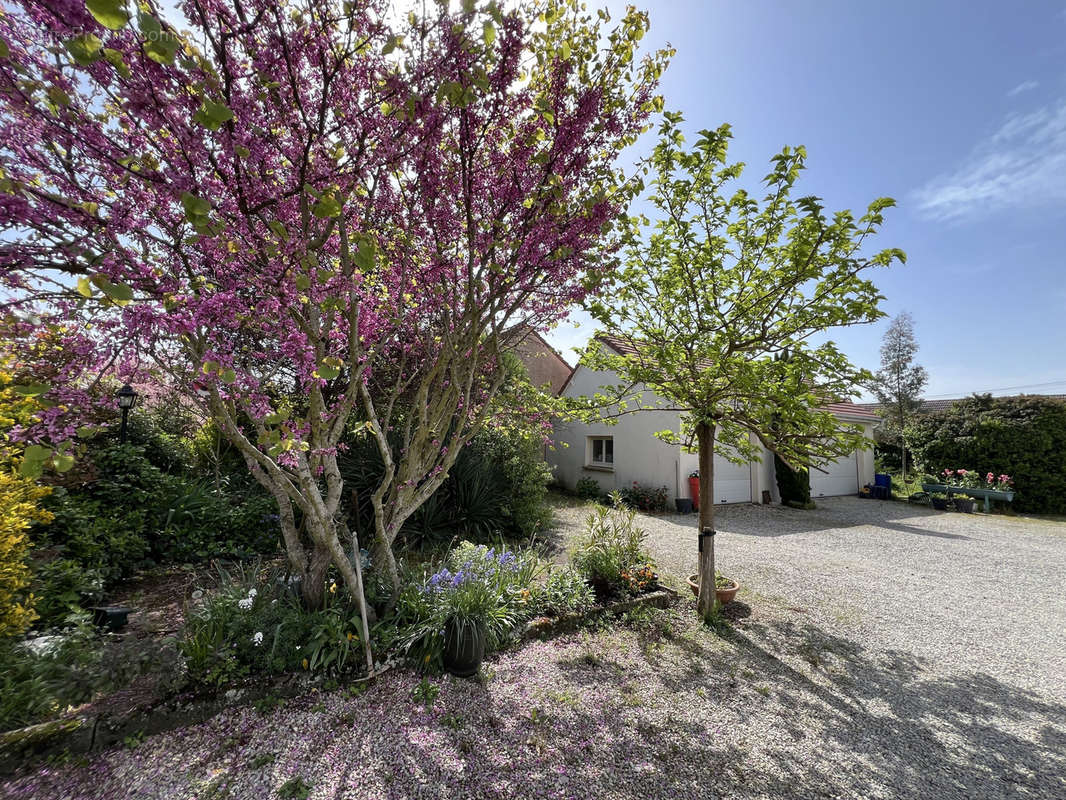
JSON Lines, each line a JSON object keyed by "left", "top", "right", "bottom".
{"left": 713, "top": 450, "right": 751, "bottom": 504}
{"left": 810, "top": 452, "right": 858, "bottom": 497}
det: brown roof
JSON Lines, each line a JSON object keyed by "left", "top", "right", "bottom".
{"left": 509, "top": 327, "right": 573, "bottom": 395}
{"left": 821, "top": 402, "right": 878, "bottom": 421}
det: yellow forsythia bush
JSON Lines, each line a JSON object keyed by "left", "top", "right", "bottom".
{"left": 0, "top": 362, "right": 52, "bottom": 637}
{"left": 0, "top": 471, "right": 52, "bottom": 637}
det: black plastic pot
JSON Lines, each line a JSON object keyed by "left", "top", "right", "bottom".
{"left": 953, "top": 497, "right": 975, "bottom": 513}
{"left": 91, "top": 606, "right": 132, "bottom": 632}
{"left": 930, "top": 497, "right": 949, "bottom": 511}
{"left": 443, "top": 619, "right": 485, "bottom": 678}
{"left": 674, "top": 497, "right": 693, "bottom": 514}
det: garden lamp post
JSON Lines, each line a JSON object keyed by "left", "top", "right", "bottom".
{"left": 116, "top": 384, "right": 138, "bottom": 444}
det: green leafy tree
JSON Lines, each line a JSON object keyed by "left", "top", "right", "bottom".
{"left": 585, "top": 114, "right": 905, "bottom": 618}
{"left": 870, "top": 312, "right": 928, "bottom": 480}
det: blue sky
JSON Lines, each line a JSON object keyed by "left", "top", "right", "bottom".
{"left": 543, "top": 0, "right": 1066, "bottom": 400}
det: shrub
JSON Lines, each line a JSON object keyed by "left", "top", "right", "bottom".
{"left": 30, "top": 486, "right": 150, "bottom": 626}
{"left": 618, "top": 481, "right": 668, "bottom": 512}
{"left": 906, "top": 395, "right": 1066, "bottom": 513}
{"left": 29, "top": 443, "right": 280, "bottom": 626}
{"left": 391, "top": 542, "right": 541, "bottom": 671}
{"left": 571, "top": 496, "right": 654, "bottom": 599}
{"left": 575, "top": 477, "right": 603, "bottom": 502}
{"left": 339, "top": 426, "right": 553, "bottom": 547}
{"left": 530, "top": 567, "right": 596, "bottom": 617}
{"left": 152, "top": 481, "right": 279, "bottom": 562}
{"left": 774, "top": 454, "right": 811, "bottom": 506}
{"left": 0, "top": 472, "right": 52, "bottom": 638}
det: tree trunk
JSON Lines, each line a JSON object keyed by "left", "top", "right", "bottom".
{"left": 696, "top": 422, "right": 717, "bottom": 619}
{"left": 899, "top": 403, "right": 907, "bottom": 482}
{"left": 371, "top": 529, "right": 401, "bottom": 608}
{"left": 301, "top": 542, "right": 332, "bottom": 609}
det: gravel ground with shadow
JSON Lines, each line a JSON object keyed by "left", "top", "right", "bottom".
{"left": 553, "top": 494, "right": 1066, "bottom": 797}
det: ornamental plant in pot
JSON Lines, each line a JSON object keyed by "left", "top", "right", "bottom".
{"left": 686, "top": 571, "right": 740, "bottom": 606}
{"left": 403, "top": 542, "right": 540, "bottom": 678}
{"left": 930, "top": 492, "right": 950, "bottom": 511}
{"left": 952, "top": 495, "right": 975, "bottom": 513}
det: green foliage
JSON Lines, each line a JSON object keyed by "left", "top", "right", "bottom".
{"left": 531, "top": 566, "right": 596, "bottom": 617}
{"left": 30, "top": 442, "right": 279, "bottom": 627}
{"left": 412, "top": 677, "right": 440, "bottom": 708}
{"left": 906, "top": 395, "right": 1066, "bottom": 513}
{"left": 774, "top": 454, "right": 811, "bottom": 506}
{"left": 0, "top": 472, "right": 52, "bottom": 637}
{"left": 0, "top": 615, "right": 181, "bottom": 731}
{"left": 618, "top": 481, "right": 668, "bottom": 512}
{"left": 575, "top": 477, "right": 603, "bottom": 502}
{"left": 277, "top": 776, "right": 312, "bottom": 800}
{"left": 571, "top": 497, "right": 654, "bottom": 599}
{"left": 340, "top": 426, "right": 552, "bottom": 547}
{"left": 180, "top": 565, "right": 366, "bottom": 686}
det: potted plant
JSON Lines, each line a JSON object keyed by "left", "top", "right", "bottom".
{"left": 930, "top": 491, "right": 949, "bottom": 511}
{"left": 429, "top": 567, "right": 506, "bottom": 678}
{"left": 442, "top": 615, "right": 486, "bottom": 678}
{"left": 686, "top": 571, "right": 741, "bottom": 606}
{"left": 952, "top": 495, "right": 975, "bottom": 513}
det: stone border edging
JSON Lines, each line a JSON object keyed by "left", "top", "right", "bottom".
{"left": 522, "top": 586, "right": 679, "bottom": 639}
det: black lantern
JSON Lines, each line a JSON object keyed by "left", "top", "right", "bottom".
{"left": 116, "top": 384, "right": 138, "bottom": 444}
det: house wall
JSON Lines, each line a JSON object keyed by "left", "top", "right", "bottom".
{"left": 551, "top": 364, "right": 686, "bottom": 499}
{"left": 551, "top": 362, "right": 876, "bottom": 504}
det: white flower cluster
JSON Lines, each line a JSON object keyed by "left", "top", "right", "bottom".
{"left": 251, "top": 631, "right": 264, "bottom": 647}
{"left": 237, "top": 587, "right": 258, "bottom": 611}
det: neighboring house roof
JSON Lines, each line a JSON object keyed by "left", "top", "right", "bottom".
{"left": 508, "top": 326, "right": 573, "bottom": 395}
{"left": 821, "top": 402, "right": 879, "bottom": 422}
{"left": 855, "top": 394, "right": 1066, "bottom": 416}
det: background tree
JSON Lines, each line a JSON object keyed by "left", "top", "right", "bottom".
{"left": 0, "top": 0, "right": 668, "bottom": 648}
{"left": 585, "top": 114, "right": 904, "bottom": 619}
{"left": 870, "top": 312, "right": 927, "bottom": 480}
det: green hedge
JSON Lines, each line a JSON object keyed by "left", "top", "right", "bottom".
{"left": 905, "top": 395, "right": 1066, "bottom": 513}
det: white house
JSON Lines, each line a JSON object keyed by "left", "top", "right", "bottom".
{"left": 545, "top": 336, "right": 878, "bottom": 506}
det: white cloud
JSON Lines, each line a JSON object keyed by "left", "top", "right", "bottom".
{"left": 913, "top": 99, "right": 1066, "bottom": 221}
{"left": 1007, "top": 79, "right": 1039, "bottom": 97}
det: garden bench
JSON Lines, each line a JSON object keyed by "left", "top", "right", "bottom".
{"left": 921, "top": 483, "right": 1015, "bottom": 513}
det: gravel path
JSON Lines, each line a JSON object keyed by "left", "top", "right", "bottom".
{"left": 553, "top": 495, "right": 1066, "bottom": 798}
{"left": 5, "top": 498, "right": 1064, "bottom": 800}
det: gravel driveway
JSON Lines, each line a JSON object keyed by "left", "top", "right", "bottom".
{"left": 552, "top": 495, "right": 1066, "bottom": 798}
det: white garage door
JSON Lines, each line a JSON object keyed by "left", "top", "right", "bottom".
{"left": 712, "top": 452, "right": 752, "bottom": 504}
{"left": 810, "top": 452, "right": 858, "bottom": 498}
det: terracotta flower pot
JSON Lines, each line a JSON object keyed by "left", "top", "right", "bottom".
{"left": 687, "top": 574, "right": 741, "bottom": 606}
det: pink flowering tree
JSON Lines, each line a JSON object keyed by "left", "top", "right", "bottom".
{"left": 0, "top": 0, "right": 668, "bottom": 632}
